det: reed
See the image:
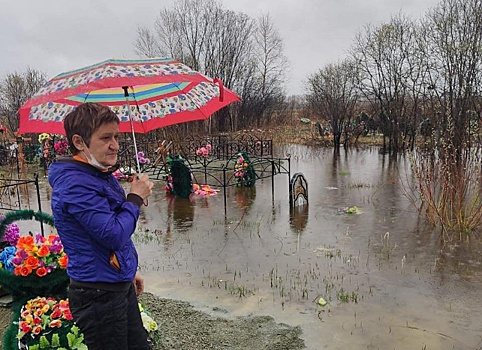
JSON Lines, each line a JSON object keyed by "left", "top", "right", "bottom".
{"left": 409, "top": 131, "right": 482, "bottom": 241}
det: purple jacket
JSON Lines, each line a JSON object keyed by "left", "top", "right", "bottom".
{"left": 49, "top": 158, "right": 142, "bottom": 283}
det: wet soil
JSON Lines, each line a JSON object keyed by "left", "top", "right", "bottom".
{"left": 0, "top": 292, "right": 305, "bottom": 350}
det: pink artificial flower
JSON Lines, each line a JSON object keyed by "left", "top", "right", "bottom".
{"left": 206, "top": 144, "right": 212, "bottom": 151}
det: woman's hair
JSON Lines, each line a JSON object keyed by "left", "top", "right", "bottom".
{"left": 64, "top": 103, "right": 119, "bottom": 154}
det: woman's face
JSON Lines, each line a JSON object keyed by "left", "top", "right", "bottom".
{"left": 86, "top": 122, "right": 120, "bottom": 167}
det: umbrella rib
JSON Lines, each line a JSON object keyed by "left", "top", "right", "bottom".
{"left": 129, "top": 86, "right": 144, "bottom": 133}
{"left": 83, "top": 91, "right": 90, "bottom": 104}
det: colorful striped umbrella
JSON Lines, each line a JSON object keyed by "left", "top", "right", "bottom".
{"left": 18, "top": 57, "right": 240, "bottom": 135}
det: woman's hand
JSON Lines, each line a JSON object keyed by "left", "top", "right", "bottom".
{"left": 129, "top": 174, "right": 153, "bottom": 201}
{"left": 134, "top": 271, "right": 144, "bottom": 296}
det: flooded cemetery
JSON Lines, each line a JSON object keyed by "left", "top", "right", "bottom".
{"left": 8, "top": 142, "right": 479, "bottom": 350}
{"left": 1, "top": 136, "right": 481, "bottom": 350}
{"left": 3, "top": 0, "right": 482, "bottom": 348}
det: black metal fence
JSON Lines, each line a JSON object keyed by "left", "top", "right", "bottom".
{"left": 0, "top": 173, "right": 44, "bottom": 235}
{"left": 166, "top": 134, "right": 273, "bottom": 160}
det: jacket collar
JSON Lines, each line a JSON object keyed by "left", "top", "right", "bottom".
{"left": 55, "top": 156, "right": 120, "bottom": 175}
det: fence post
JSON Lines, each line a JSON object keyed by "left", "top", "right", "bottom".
{"left": 223, "top": 167, "right": 227, "bottom": 217}
{"left": 35, "top": 173, "right": 45, "bottom": 237}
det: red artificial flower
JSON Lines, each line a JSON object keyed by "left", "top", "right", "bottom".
{"left": 19, "top": 266, "right": 32, "bottom": 277}
{"left": 37, "top": 245, "right": 50, "bottom": 257}
{"left": 63, "top": 311, "right": 73, "bottom": 321}
{"left": 50, "top": 308, "right": 62, "bottom": 319}
{"left": 21, "top": 310, "right": 31, "bottom": 318}
{"left": 17, "top": 236, "right": 35, "bottom": 251}
{"left": 33, "top": 326, "right": 43, "bottom": 335}
{"left": 19, "top": 321, "right": 32, "bottom": 334}
{"left": 36, "top": 266, "right": 48, "bottom": 277}
{"left": 48, "top": 319, "right": 62, "bottom": 328}
{"left": 58, "top": 255, "right": 69, "bottom": 269}
{"left": 25, "top": 256, "right": 39, "bottom": 268}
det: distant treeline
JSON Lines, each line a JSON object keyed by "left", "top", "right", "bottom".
{"left": 1, "top": 0, "right": 481, "bottom": 155}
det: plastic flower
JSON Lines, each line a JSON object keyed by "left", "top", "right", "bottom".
{"left": 50, "top": 308, "right": 62, "bottom": 319}
{"left": 137, "top": 151, "right": 150, "bottom": 164}
{"left": 19, "top": 321, "right": 32, "bottom": 334}
{"left": 2, "top": 223, "right": 20, "bottom": 246}
{"left": 25, "top": 255, "right": 39, "bottom": 268}
{"left": 17, "top": 297, "right": 80, "bottom": 345}
{"left": 17, "top": 236, "right": 35, "bottom": 252}
{"left": 0, "top": 246, "right": 17, "bottom": 271}
{"left": 38, "top": 133, "right": 50, "bottom": 143}
{"left": 36, "top": 266, "right": 48, "bottom": 277}
{"left": 32, "top": 326, "right": 42, "bottom": 335}
{"left": 53, "top": 139, "right": 69, "bottom": 155}
{"left": 48, "top": 235, "right": 64, "bottom": 254}
{"left": 195, "top": 145, "right": 210, "bottom": 158}
{"left": 113, "top": 169, "right": 128, "bottom": 180}
{"left": 48, "top": 319, "right": 62, "bottom": 328}
{"left": 58, "top": 255, "right": 69, "bottom": 269}
{"left": 19, "top": 266, "right": 32, "bottom": 276}
{"left": 141, "top": 312, "right": 158, "bottom": 332}
{"left": 8, "top": 233, "right": 67, "bottom": 277}
{"left": 37, "top": 245, "right": 50, "bottom": 257}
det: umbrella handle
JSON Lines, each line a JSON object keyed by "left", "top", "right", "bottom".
{"left": 128, "top": 175, "right": 149, "bottom": 206}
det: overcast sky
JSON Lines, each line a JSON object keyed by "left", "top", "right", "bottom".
{"left": 1, "top": 0, "right": 440, "bottom": 95}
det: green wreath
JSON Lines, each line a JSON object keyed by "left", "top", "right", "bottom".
{"left": 0, "top": 210, "right": 70, "bottom": 350}
{"left": 234, "top": 152, "right": 256, "bottom": 187}
{"left": 0, "top": 210, "right": 69, "bottom": 302}
{"left": 166, "top": 155, "right": 193, "bottom": 198}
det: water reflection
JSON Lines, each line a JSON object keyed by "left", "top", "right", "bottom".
{"left": 233, "top": 186, "right": 256, "bottom": 212}
{"left": 289, "top": 203, "right": 308, "bottom": 233}
{"left": 120, "top": 145, "right": 482, "bottom": 350}
{"left": 165, "top": 194, "right": 194, "bottom": 233}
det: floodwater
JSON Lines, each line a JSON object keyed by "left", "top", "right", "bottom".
{"left": 29, "top": 146, "right": 482, "bottom": 349}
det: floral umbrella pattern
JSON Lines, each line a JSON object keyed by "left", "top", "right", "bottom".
{"left": 19, "top": 58, "right": 240, "bottom": 134}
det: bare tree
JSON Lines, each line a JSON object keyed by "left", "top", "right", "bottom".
{"left": 352, "top": 14, "right": 420, "bottom": 153}
{"left": 307, "top": 59, "right": 359, "bottom": 148}
{"left": 422, "top": 0, "right": 482, "bottom": 152}
{"left": 0, "top": 67, "right": 46, "bottom": 133}
{"left": 251, "top": 14, "right": 288, "bottom": 126}
{"left": 154, "top": 0, "right": 217, "bottom": 71}
{"left": 134, "top": 27, "right": 160, "bottom": 58}
{"left": 133, "top": 0, "right": 289, "bottom": 132}
{"left": 409, "top": 0, "right": 482, "bottom": 239}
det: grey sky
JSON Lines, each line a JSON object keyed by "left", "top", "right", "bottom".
{"left": 1, "top": 0, "right": 440, "bottom": 95}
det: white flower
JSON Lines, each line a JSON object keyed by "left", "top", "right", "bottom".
{"left": 141, "top": 312, "right": 158, "bottom": 332}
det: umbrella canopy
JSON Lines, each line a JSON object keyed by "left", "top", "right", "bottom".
{"left": 18, "top": 57, "right": 240, "bottom": 135}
